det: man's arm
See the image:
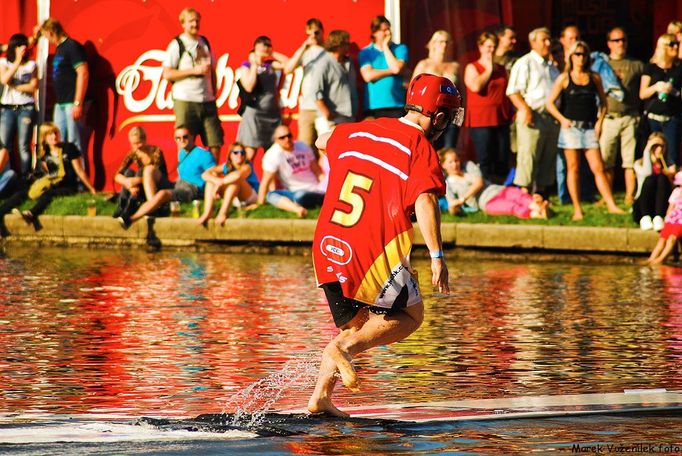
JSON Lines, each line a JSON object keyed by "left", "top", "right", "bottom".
{"left": 315, "top": 131, "right": 332, "bottom": 155}
{"left": 382, "top": 38, "right": 405, "bottom": 75}
{"left": 162, "top": 40, "right": 209, "bottom": 82}
{"left": 72, "top": 63, "right": 89, "bottom": 120}
{"left": 414, "top": 192, "right": 449, "bottom": 294}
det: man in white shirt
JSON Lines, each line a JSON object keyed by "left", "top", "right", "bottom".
{"left": 258, "top": 125, "right": 325, "bottom": 217}
{"left": 162, "top": 7, "right": 224, "bottom": 163}
{"left": 506, "top": 27, "right": 560, "bottom": 197}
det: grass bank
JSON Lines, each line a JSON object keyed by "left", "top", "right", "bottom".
{"left": 3, "top": 192, "right": 637, "bottom": 228}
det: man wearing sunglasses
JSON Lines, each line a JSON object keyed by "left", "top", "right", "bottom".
{"left": 257, "top": 125, "right": 325, "bottom": 218}
{"left": 307, "top": 73, "right": 463, "bottom": 417}
{"left": 599, "top": 27, "right": 644, "bottom": 206}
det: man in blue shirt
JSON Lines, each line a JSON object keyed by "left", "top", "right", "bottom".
{"left": 358, "top": 16, "right": 408, "bottom": 118}
{"left": 118, "top": 125, "right": 216, "bottom": 229}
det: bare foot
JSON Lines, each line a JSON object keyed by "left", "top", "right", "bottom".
{"left": 307, "top": 396, "right": 350, "bottom": 418}
{"left": 214, "top": 213, "right": 228, "bottom": 226}
{"left": 325, "top": 344, "right": 359, "bottom": 391}
{"left": 571, "top": 212, "right": 584, "bottom": 221}
{"left": 296, "top": 206, "right": 308, "bottom": 218}
{"left": 624, "top": 195, "right": 634, "bottom": 206}
{"left": 607, "top": 206, "right": 626, "bottom": 215}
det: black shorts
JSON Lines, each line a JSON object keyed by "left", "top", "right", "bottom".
{"left": 321, "top": 281, "right": 408, "bottom": 328}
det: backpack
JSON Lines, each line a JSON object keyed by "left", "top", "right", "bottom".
{"left": 172, "top": 34, "right": 211, "bottom": 72}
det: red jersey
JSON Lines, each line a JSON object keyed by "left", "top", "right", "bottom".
{"left": 313, "top": 117, "right": 445, "bottom": 307}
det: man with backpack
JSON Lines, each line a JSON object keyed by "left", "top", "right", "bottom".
{"left": 162, "top": 7, "right": 224, "bottom": 163}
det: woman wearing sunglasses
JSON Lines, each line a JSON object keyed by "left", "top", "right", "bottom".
{"left": 196, "top": 141, "right": 259, "bottom": 226}
{"left": 546, "top": 40, "right": 624, "bottom": 220}
{"left": 640, "top": 33, "right": 682, "bottom": 169}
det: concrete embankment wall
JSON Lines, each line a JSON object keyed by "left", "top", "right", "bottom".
{"left": 0, "top": 214, "right": 658, "bottom": 256}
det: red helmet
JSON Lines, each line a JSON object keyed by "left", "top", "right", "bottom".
{"left": 405, "top": 73, "right": 464, "bottom": 127}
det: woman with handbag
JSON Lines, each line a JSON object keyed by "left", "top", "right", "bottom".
{"left": 546, "top": 41, "right": 625, "bottom": 220}
{"left": 0, "top": 122, "right": 95, "bottom": 233}
{"left": 640, "top": 33, "right": 682, "bottom": 168}
{"left": 235, "top": 36, "right": 289, "bottom": 161}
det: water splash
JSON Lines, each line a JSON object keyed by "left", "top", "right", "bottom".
{"left": 222, "top": 352, "right": 320, "bottom": 428}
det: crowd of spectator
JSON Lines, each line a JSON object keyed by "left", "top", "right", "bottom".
{"left": 2, "top": 9, "right": 682, "bottom": 241}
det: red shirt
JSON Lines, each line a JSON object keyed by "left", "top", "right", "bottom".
{"left": 464, "top": 62, "right": 512, "bottom": 127}
{"left": 313, "top": 118, "right": 445, "bottom": 306}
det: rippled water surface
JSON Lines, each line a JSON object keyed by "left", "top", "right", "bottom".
{"left": 1, "top": 246, "right": 681, "bottom": 453}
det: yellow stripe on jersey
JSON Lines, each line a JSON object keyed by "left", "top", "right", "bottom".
{"left": 353, "top": 228, "right": 414, "bottom": 305}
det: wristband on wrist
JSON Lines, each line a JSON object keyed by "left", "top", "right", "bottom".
{"left": 429, "top": 250, "right": 444, "bottom": 259}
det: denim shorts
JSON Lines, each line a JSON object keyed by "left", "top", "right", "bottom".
{"left": 558, "top": 125, "right": 599, "bottom": 150}
{"left": 266, "top": 189, "right": 325, "bottom": 208}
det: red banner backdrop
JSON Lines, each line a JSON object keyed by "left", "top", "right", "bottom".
{"left": 3, "top": 0, "right": 682, "bottom": 190}
{"left": 36, "top": 0, "right": 384, "bottom": 190}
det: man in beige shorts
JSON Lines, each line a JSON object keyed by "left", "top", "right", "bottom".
{"left": 599, "top": 27, "right": 644, "bottom": 205}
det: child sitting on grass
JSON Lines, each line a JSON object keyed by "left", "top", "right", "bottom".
{"left": 438, "top": 147, "right": 548, "bottom": 219}
{"left": 647, "top": 171, "right": 682, "bottom": 265}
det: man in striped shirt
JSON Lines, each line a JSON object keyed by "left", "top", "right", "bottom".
{"left": 308, "top": 74, "right": 462, "bottom": 417}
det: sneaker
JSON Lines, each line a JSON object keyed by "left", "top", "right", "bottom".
{"left": 640, "top": 215, "right": 653, "bottom": 231}
{"left": 117, "top": 215, "right": 132, "bottom": 230}
{"left": 653, "top": 216, "right": 664, "bottom": 232}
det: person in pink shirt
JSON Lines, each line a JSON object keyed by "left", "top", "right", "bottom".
{"left": 647, "top": 171, "right": 682, "bottom": 264}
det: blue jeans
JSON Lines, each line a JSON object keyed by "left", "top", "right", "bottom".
{"left": 648, "top": 116, "right": 681, "bottom": 167}
{"left": 0, "top": 105, "right": 35, "bottom": 176}
{"left": 53, "top": 102, "right": 90, "bottom": 168}
{"left": 267, "top": 189, "right": 325, "bottom": 208}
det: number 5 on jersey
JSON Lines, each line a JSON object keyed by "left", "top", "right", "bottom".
{"left": 331, "top": 171, "right": 374, "bottom": 227}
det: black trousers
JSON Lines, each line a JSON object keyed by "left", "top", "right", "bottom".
{"left": 0, "top": 185, "right": 77, "bottom": 218}
{"left": 633, "top": 174, "right": 672, "bottom": 222}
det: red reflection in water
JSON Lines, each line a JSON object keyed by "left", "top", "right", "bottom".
{"left": 0, "top": 248, "right": 681, "bottom": 421}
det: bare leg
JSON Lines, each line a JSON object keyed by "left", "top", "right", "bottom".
{"left": 604, "top": 168, "right": 614, "bottom": 193}
{"left": 308, "top": 310, "right": 367, "bottom": 417}
{"left": 142, "top": 165, "right": 161, "bottom": 201}
{"left": 650, "top": 235, "right": 678, "bottom": 265}
{"left": 130, "top": 190, "right": 172, "bottom": 222}
{"left": 624, "top": 168, "right": 636, "bottom": 205}
{"left": 564, "top": 149, "right": 583, "bottom": 220}
{"left": 197, "top": 181, "right": 220, "bottom": 225}
{"left": 585, "top": 149, "right": 625, "bottom": 214}
{"left": 646, "top": 238, "right": 667, "bottom": 264}
{"left": 308, "top": 303, "right": 424, "bottom": 416}
{"left": 275, "top": 196, "right": 307, "bottom": 218}
{"left": 215, "top": 184, "right": 238, "bottom": 226}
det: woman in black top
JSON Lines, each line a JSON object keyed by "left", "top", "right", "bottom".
{"left": 640, "top": 33, "right": 682, "bottom": 168}
{"left": 0, "top": 122, "right": 95, "bottom": 234}
{"left": 547, "top": 41, "right": 624, "bottom": 220}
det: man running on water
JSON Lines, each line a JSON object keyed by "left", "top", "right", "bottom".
{"left": 309, "top": 73, "right": 464, "bottom": 416}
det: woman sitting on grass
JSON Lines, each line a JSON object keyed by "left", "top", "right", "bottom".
{"left": 0, "top": 122, "right": 95, "bottom": 234}
{"left": 196, "top": 142, "right": 259, "bottom": 226}
{"left": 438, "top": 148, "right": 547, "bottom": 219}
{"left": 633, "top": 132, "right": 677, "bottom": 231}
{"left": 647, "top": 171, "right": 682, "bottom": 264}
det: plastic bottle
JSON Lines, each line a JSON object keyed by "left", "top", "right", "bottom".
{"left": 658, "top": 78, "right": 674, "bottom": 101}
{"left": 192, "top": 200, "right": 201, "bottom": 218}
